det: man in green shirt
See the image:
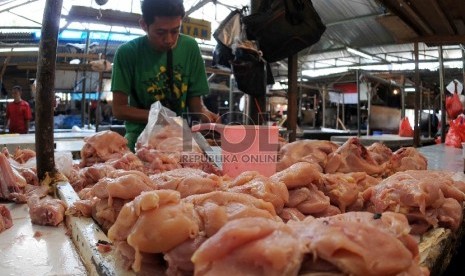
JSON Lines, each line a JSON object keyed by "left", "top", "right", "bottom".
{"left": 111, "top": 0, "right": 219, "bottom": 151}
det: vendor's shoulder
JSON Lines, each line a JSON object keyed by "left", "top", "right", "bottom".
{"left": 178, "top": 34, "right": 199, "bottom": 47}
{"left": 118, "top": 36, "right": 147, "bottom": 52}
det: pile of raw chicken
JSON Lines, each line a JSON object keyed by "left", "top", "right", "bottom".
{"left": 1, "top": 128, "right": 465, "bottom": 276}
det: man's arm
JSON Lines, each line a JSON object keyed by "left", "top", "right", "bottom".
{"left": 112, "top": 91, "right": 149, "bottom": 124}
{"left": 187, "top": 96, "right": 220, "bottom": 123}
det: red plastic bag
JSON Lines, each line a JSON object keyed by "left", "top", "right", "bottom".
{"left": 446, "top": 93, "right": 463, "bottom": 120}
{"left": 445, "top": 114, "right": 465, "bottom": 148}
{"left": 399, "top": 117, "right": 414, "bottom": 137}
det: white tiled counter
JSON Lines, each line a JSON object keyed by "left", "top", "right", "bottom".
{"left": 0, "top": 202, "right": 86, "bottom": 276}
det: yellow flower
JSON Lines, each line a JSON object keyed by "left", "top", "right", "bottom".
{"left": 181, "top": 100, "right": 185, "bottom": 109}
{"left": 181, "top": 83, "right": 188, "bottom": 93}
{"left": 175, "top": 73, "right": 182, "bottom": 81}
{"left": 147, "top": 84, "right": 158, "bottom": 93}
{"left": 160, "top": 66, "right": 166, "bottom": 73}
{"left": 173, "top": 86, "right": 181, "bottom": 98}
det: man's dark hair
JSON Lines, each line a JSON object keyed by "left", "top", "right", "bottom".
{"left": 141, "top": 0, "right": 185, "bottom": 26}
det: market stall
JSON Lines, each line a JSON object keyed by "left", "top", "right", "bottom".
{"left": 2, "top": 0, "right": 465, "bottom": 275}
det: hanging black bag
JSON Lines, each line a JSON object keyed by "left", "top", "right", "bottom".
{"left": 242, "top": 0, "right": 326, "bottom": 63}
{"left": 232, "top": 47, "right": 267, "bottom": 96}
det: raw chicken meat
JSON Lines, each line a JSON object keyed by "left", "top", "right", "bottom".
{"left": 136, "top": 147, "right": 182, "bottom": 174}
{"left": 80, "top": 130, "right": 130, "bottom": 167}
{"left": 91, "top": 170, "right": 157, "bottom": 206}
{"left": 164, "top": 236, "right": 208, "bottom": 275}
{"left": 384, "top": 147, "right": 428, "bottom": 176}
{"left": 108, "top": 190, "right": 200, "bottom": 272}
{"left": 149, "top": 168, "right": 224, "bottom": 198}
{"left": 364, "top": 170, "right": 465, "bottom": 234}
{"left": 184, "top": 191, "right": 280, "bottom": 237}
{"left": 319, "top": 172, "right": 380, "bottom": 212}
{"left": 68, "top": 163, "right": 116, "bottom": 192}
{"left": 271, "top": 162, "right": 323, "bottom": 190}
{"left": 293, "top": 212, "right": 428, "bottom": 276}
{"left": 0, "top": 153, "right": 27, "bottom": 201}
{"left": 106, "top": 152, "right": 145, "bottom": 172}
{"left": 0, "top": 204, "right": 13, "bottom": 233}
{"left": 11, "top": 147, "right": 36, "bottom": 164}
{"left": 325, "top": 137, "right": 383, "bottom": 176}
{"left": 277, "top": 140, "right": 339, "bottom": 171}
{"left": 286, "top": 185, "right": 333, "bottom": 216}
{"left": 279, "top": 207, "right": 306, "bottom": 222}
{"left": 142, "top": 124, "right": 202, "bottom": 153}
{"left": 27, "top": 196, "right": 67, "bottom": 226}
{"left": 92, "top": 198, "right": 127, "bottom": 233}
{"left": 192, "top": 217, "right": 303, "bottom": 276}
{"left": 226, "top": 171, "right": 289, "bottom": 213}
{"left": 367, "top": 142, "right": 392, "bottom": 165}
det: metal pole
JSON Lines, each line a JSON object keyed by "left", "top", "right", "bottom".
{"left": 229, "top": 75, "right": 234, "bottom": 123}
{"left": 288, "top": 54, "right": 298, "bottom": 142}
{"left": 367, "top": 83, "right": 371, "bottom": 135}
{"left": 439, "top": 45, "right": 446, "bottom": 143}
{"left": 35, "top": 0, "right": 63, "bottom": 181}
{"left": 413, "top": 42, "right": 420, "bottom": 147}
{"left": 322, "top": 85, "right": 326, "bottom": 128}
{"left": 81, "top": 30, "right": 90, "bottom": 128}
{"left": 356, "top": 69, "right": 361, "bottom": 136}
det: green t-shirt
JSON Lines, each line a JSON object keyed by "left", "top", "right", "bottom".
{"left": 111, "top": 34, "right": 210, "bottom": 150}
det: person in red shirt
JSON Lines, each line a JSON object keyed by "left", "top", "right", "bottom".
{"left": 6, "top": 85, "right": 32, "bottom": 134}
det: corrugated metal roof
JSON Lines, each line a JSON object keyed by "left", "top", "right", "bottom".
{"left": 0, "top": 0, "right": 463, "bottom": 78}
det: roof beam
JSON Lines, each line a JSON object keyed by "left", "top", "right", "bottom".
{"left": 396, "top": 0, "right": 434, "bottom": 35}
{"left": 425, "top": 0, "right": 455, "bottom": 34}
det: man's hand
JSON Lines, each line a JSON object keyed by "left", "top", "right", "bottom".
{"left": 201, "top": 107, "right": 221, "bottom": 123}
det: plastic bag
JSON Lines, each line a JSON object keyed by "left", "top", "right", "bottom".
{"left": 135, "top": 101, "right": 201, "bottom": 152}
{"left": 213, "top": 9, "right": 243, "bottom": 48}
{"left": 398, "top": 117, "right": 414, "bottom": 137}
{"left": 211, "top": 9, "right": 244, "bottom": 70}
{"left": 446, "top": 93, "right": 463, "bottom": 120}
{"left": 445, "top": 114, "right": 465, "bottom": 148}
{"left": 232, "top": 46, "right": 267, "bottom": 96}
{"left": 136, "top": 101, "right": 178, "bottom": 150}
{"left": 55, "top": 151, "right": 74, "bottom": 178}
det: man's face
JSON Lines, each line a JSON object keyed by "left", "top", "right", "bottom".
{"left": 141, "top": 16, "right": 182, "bottom": 52}
{"left": 12, "top": 89, "right": 21, "bottom": 102}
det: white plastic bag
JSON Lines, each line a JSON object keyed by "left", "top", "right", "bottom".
{"left": 136, "top": 101, "right": 178, "bottom": 150}
{"left": 54, "top": 151, "right": 74, "bottom": 178}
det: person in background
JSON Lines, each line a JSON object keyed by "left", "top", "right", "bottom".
{"left": 6, "top": 85, "right": 32, "bottom": 134}
{"left": 111, "top": 0, "right": 219, "bottom": 151}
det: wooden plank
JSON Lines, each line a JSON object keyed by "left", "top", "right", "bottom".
{"left": 57, "top": 182, "right": 135, "bottom": 276}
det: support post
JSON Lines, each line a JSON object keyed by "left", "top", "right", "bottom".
{"left": 413, "top": 42, "right": 420, "bottom": 147}
{"left": 288, "top": 54, "right": 298, "bottom": 142}
{"left": 35, "top": 0, "right": 63, "bottom": 181}
{"left": 439, "top": 45, "right": 446, "bottom": 143}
